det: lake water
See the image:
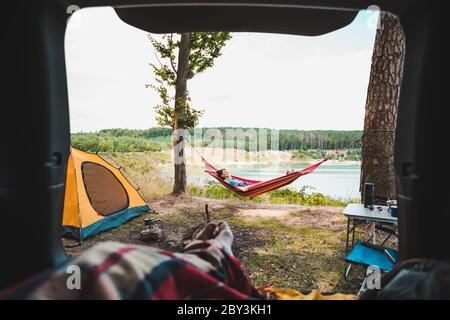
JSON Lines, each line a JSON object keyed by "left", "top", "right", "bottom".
{"left": 183, "top": 162, "right": 361, "bottom": 200}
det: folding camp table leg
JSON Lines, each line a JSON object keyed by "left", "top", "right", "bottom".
{"left": 372, "top": 223, "right": 376, "bottom": 244}
{"left": 345, "top": 218, "right": 358, "bottom": 253}
{"left": 344, "top": 218, "right": 357, "bottom": 278}
{"left": 352, "top": 221, "right": 356, "bottom": 248}
{"left": 344, "top": 218, "right": 352, "bottom": 278}
{"left": 345, "top": 218, "right": 351, "bottom": 252}
{"left": 376, "top": 224, "right": 399, "bottom": 246}
{"left": 380, "top": 233, "right": 392, "bottom": 246}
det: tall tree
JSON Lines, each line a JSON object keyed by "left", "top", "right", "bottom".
{"left": 148, "top": 32, "right": 232, "bottom": 194}
{"left": 360, "top": 12, "right": 405, "bottom": 203}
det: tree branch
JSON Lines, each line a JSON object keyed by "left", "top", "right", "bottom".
{"left": 168, "top": 34, "right": 178, "bottom": 74}
{"left": 153, "top": 53, "right": 163, "bottom": 68}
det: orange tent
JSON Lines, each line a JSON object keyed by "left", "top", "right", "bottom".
{"left": 62, "top": 147, "right": 151, "bottom": 240}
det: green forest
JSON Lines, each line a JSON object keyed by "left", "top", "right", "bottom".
{"left": 71, "top": 127, "right": 362, "bottom": 160}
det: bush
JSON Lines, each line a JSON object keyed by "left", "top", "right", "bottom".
{"left": 294, "top": 149, "right": 361, "bottom": 161}
{"left": 187, "top": 181, "right": 347, "bottom": 207}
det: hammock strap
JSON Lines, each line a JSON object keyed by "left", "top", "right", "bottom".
{"left": 184, "top": 137, "right": 216, "bottom": 171}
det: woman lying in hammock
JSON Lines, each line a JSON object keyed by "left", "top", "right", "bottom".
{"left": 216, "top": 169, "right": 250, "bottom": 191}
{"left": 216, "top": 168, "right": 296, "bottom": 192}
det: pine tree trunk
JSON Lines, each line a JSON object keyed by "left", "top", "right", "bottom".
{"left": 360, "top": 12, "right": 404, "bottom": 204}
{"left": 172, "top": 33, "right": 191, "bottom": 195}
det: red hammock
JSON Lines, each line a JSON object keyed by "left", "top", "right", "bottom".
{"left": 201, "top": 158, "right": 328, "bottom": 197}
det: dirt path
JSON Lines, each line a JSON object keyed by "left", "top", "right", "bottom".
{"left": 151, "top": 195, "right": 346, "bottom": 230}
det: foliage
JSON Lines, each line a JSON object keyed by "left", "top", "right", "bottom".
{"left": 103, "top": 127, "right": 362, "bottom": 151}
{"left": 295, "top": 148, "right": 361, "bottom": 161}
{"left": 277, "top": 129, "right": 362, "bottom": 150}
{"left": 71, "top": 132, "right": 161, "bottom": 153}
{"left": 147, "top": 32, "right": 232, "bottom": 128}
{"left": 99, "top": 127, "right": 173, "bottom": 139}
{"left": 187, "top": 127, "right": 362, "bottom": 151}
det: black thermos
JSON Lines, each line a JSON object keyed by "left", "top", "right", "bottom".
{"left": 363, "top": 183, "right": 374, "bottom": 207}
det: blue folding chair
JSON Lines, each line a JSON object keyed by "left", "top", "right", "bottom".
{"left": 344, "top": 241, "right": 398, "bottom": 294}
{"left": 345, "top": 241, "right": 398, "bottom": 273}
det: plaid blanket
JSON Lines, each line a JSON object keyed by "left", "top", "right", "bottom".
{"left": 1, "top": 240, "right": 261, "bottom": 300}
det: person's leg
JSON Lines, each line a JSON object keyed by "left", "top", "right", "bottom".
{"left": 194, "top": 223, "right": 217, "bottom": 240}
{"left": 3, "top": 221, "right": 250, "bottom": 299}
{"left": 214, "top": 221, "right": 234, "bottom": 257}
{"left": 193, "top": 221, "right": 234, "bottom": 257}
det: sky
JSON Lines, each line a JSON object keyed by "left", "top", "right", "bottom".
{"left": 65, "top": 7, "right": 378, "bottom": 133}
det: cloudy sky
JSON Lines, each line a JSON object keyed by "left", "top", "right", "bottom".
{"left": 66, "top": 7, "right": 378, "bottom": 133}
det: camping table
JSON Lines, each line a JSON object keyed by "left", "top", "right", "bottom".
{"left": 343, "top": 204, "right": 398, "bottom": 277}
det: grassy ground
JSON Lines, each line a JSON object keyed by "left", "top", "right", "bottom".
{"left": 188, "top": 182, "right": 352, "bottom": 206}
{"left": 209, "top": 201, "right": 365, "bottom": 293}
{"left": 64, "top": 195, "right": 367, "bottom": 294}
